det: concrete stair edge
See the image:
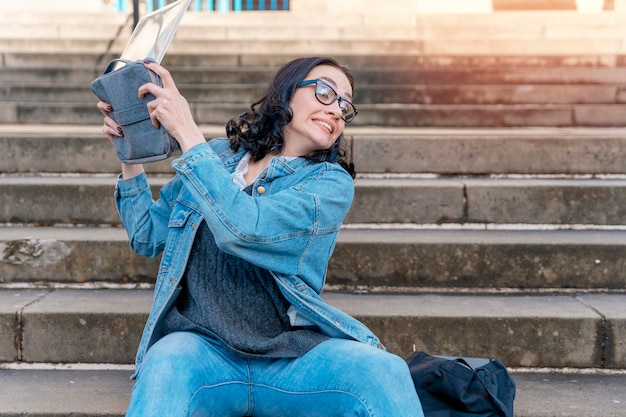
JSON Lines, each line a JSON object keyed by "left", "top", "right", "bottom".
{"left": 3, "top": 226, "right": 626, "bottom": 290}
{"left": 4, "top": 101, "right": 626, "bottom": 127}
{"left": 0, "top": 367, "right": 625, "bottom": 417}
{"left": 2, "top": 288, "right": 626, "bottom": 368}
{"left": 6, "top": 124, "right": 626, "bottom": 174}
{"left": 5, "top": 174, "right": 626, "bottom": 225}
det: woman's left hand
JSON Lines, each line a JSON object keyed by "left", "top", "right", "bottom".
{"left": 138, "top": 61, "right": 205, "bottom": 153}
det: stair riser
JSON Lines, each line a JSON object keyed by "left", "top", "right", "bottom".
{"left": 3, "top": 229, "right": 626, "bottom": 290}
{"left": 351, "top": 133, "right": 626, "bottom": 175}
{"left": 7, "top": 67, "right": 626, "bottom": 85}
{"left": 6, "top": 102, "right": 626, "bottom": 127}
{"left": 4, "top": 84, "right": 623, "bottom": 106}
{"left": 330, "top": 236, "right": 626, "bottom": 290}
{"left": 5, "top": 52, "right": 626, "bottom": 69}
{"left": 5, "top": 132, "right": 626, "bottom": 175}
{"left": 8, "top": 20, "right": 626, "bottom": 42}
{"left": 3, "top": 289, "right": 624, "bottom": 368}
{"left": 4, "top": 179, "right": 626, "bottom": 225}
{"left": 3, "top": 38, "right": 626, "bottom": 56}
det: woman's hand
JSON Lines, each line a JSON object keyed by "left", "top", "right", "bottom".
{"left": 96, "top": 100, "right": 123, "bottom": 143}
{"left": 138, "top": 61, "right": 205, "bottom": 153}
{"left": 96, "top": 100, "right": 145, "bottom": 179}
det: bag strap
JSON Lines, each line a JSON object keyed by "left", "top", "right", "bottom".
{"left": 103, "top": 58, "right": 159, "bottom": 74}
{"left": 102, "top": 59, "right": 132, "bottom": 74}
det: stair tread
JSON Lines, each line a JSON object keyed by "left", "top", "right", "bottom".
{"left": 4, "top": 287, "right": 625, "bottom": 316}
{"left": 0, "top": 366, "right": 625, "bottom": 417}
{"left": 3, "top": 123, "right": 626, "bottom": 136}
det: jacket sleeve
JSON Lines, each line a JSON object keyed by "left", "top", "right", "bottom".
{"left": 172, "top": 142, "right": 354, "bottom": 292}
{"left": 114, "top": 172, "right": 179, "bottom": 258}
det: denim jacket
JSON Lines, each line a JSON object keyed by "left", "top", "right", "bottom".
{"left": 114, "top": 138, "right": 382, "bottom": 375}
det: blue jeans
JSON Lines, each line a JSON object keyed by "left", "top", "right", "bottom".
{"left": 126, "top": 331, "right": 424, "bottom": 417}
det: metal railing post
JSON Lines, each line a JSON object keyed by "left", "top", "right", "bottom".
{"left": 133, "top": 0, "right": 140, "bottom": 27}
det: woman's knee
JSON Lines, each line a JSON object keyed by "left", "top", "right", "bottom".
{"left": 139, "top": 332, "right": 206, "bottom": 378}
{"left": 318, "top": 340, "right": 422, "bottom": 416}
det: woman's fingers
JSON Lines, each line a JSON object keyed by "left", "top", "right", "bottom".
{"left": 97, "top": 101, "right": 120, "bottom": 143}
{"left": 96, "top": 100, "right": 113, "bottom": 116}
{"left": 143, "top": 61, "right": 177, "bottom": 90}
{"left": 138, "top": 62, "right": 195, "bottom": 138}
{"left": 102, "top": 115, "right": 123, "bottom": 143}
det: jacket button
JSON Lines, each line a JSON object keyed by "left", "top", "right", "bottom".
{"left": 257, "top": 186, "right": 266, "bottom": 194}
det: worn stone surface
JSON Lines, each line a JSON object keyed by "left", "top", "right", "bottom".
{"left": 6, "top": 126, "right": 626, "bottom": 175}
{"left": 5, "top": 227, "right": 626, "bottom": 289}
{"left": 329, "top": 229, "right": 626, "bottom": 290}
{"left": 577, "top": 294, "right": 626, "bottom": 368}
{"left": 20, "top": 289, "right": 150, "bottom": 363}
{"left": 349, "top": 128, "right": 626, "bottom": 175}
{"left": 2, "top": 288, "right": 621, "bottom": 367}
{"left": 0, "top": 369, "right": 134, "bottom": 416}
{"left": 0, "top": 290, "right": 47, "bottom": 362}
{"left": 513, "top": 372, "right": 626, "bottom": 417}
{"left": 7, "top": 176, "right": 626, "bottom": 225}
{"left": 324, "top": 292, "right": 603, "bottom": 367}
{"left": 0, "top": 103, "right": 16, "bottom": 124}
{"left": 465, "top": 178, "right": 626, "bottom": 224}
{"left": 0, "top": 227, "right": 159, "bottom": 284}
{"left": 0, "top": 176, "right": 121, "bottom": 225}
{"left": 356, "top": 104, "right": 575, "bottom": 127}
{"left": 1, "top": 369, "right": 625, "bottom": 417}
{"left": 575, "top": 104, "right": 626, "bottom": 126}
{"left": 346, "top": 178, "right": 465, "bottom": 224}
{"left": 10, "top": 101, "right": 626, "bottom": 127}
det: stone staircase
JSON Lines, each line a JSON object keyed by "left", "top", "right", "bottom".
{"left": 2, "top": 8, "right": 626, "bottom": 417}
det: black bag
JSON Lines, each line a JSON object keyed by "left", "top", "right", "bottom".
{"left": 406, "top": 351, "right": 516, "bottom": 417}
{"left": 90, "top": 59, "right": 180, "bottom": 164}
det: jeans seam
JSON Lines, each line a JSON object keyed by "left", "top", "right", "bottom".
{"left": 246, "top": 360, "right": 254, "bottom": 416}
{"left": 186, "top": 382, "right": 250, "bottom": 417}
{"left": 252, "top": 383, "right": 374, "bottom": 417}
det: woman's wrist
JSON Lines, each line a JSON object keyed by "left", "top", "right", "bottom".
{"left": 121, "top": 163, "right": 145, "bottom": 179}
{"left": 174, "top": 126, "right": 206, "bottom": 154}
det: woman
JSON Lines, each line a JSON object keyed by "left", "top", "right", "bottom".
{"left": 98, "top": 56, "right": 423, "bottom": 417}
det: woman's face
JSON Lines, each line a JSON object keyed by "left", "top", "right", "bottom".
{"left": 282, "top": 64, "right": 352, "bottom": 156}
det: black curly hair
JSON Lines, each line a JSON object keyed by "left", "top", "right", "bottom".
{"left": 226, "top": 56, "right": 355, "bottom": 178}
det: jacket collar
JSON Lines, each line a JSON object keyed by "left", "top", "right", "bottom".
{"left": 220, "top": 145, "right": 316, "bottom": 181}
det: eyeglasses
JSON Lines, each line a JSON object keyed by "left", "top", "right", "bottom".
{"left": 297, "top": 79, "right": 358, "bottom": 123}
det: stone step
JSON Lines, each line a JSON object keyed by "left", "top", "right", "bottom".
{"left": 5, "top": 51, "right": 626, "bottom": 69}
{"left": 4, "top": 101, "right": 626, "bottom": 127}
{"left": 0, "top": 368, "right": 624, "bottom": 417}
{"left": 4, "top": 125, "right": 626, "bottom": 175}
{"left": 5, "top": 81, "right": 624, "bottom": 106}
{"left": 3, "top": 174, "right": 626, "bottom": 225}
{"left": 2, "top": 10, "right": 623, "bottom": 27}
{"left": 4, "top": 226, "right": 626, "bottom": 290}
{"left": 7, "top": 65, "right": 626, "bottom": 85}
{"left": 4, "top": 11, "right": 626, "bottom": 41}
{"left": 1, "top": 288, "right": 625, "bottom": 368}
{"left": 3, "top": 37, "right": 626, "bottom": 56}
{"left": 6, "top": 18, "right": 626, "bottom": 43}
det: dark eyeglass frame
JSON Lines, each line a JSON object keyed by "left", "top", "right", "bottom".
{"left": 297, "top": 79, "right": 358, "bottom": 123}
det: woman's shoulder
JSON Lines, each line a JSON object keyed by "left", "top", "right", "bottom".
{"left": 312, "top": 160, "right": 355, "bottom": 182}
{"left": 293, "top": 160, "right": 355, "bottom": 197}
{"left": 207, "top": 137, "right": 231, "bottom": 154}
